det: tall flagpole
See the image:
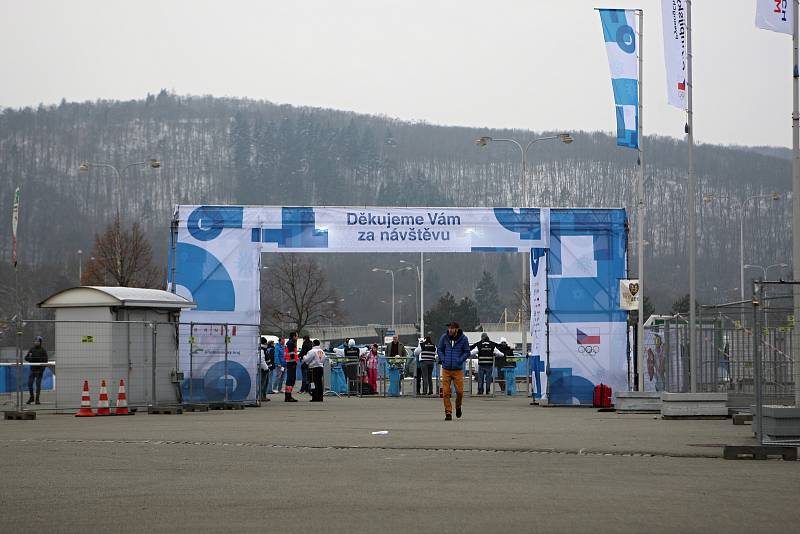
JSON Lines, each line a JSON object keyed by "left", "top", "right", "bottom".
{"left": 636, "top": 9, "right": 645, "bottom": 392}
{"left": 793, "top": 0, "right": 800, "bottom": 406}
{"left": 687, "top": 0, "right": 697, "bottom": 393}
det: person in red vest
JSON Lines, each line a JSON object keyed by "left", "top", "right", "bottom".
{"left": 283, "top": 332, "right": 299, "bottom": 402}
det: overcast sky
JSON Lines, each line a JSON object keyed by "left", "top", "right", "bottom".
{"left": 0, "top": 1, "right": 792, "bottom": 147}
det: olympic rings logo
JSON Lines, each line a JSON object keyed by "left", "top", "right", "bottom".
{"left": 577, "top": 345, "right": 601, "bottom": 354}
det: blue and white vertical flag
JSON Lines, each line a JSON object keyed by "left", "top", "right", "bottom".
{"left": 755, "top": 0, "right": 793, "bottom": 35}
{"left": 599, "top": 9, "right": 639, "bottom": 149}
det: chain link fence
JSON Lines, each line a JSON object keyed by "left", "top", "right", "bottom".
{"left": 752, "top": 282, "right": 799, "bottom": 446}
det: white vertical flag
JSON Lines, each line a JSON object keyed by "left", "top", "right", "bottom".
{"left": 756, "top": 0, "right": 793, "bottom": 34}
{"left": 661, "top": 0, "right": 688, "bottom": 109}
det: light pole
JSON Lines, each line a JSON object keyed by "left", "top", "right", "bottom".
{"left": 79, "top": 159, "right": 161, "bottom": 219}
{"left": 745, "top": 263, "right": 788, "bottom": 327}
{"left": 372, "top": 268, "right": 396, "bottom": 329}
{"left": 400, "top": 255, "right": 432, "bottom": 337}
{"left": 476, "top": 133, "right": 574, "bottom": 358}
{"left": 703, "top": 193, "right": 781, "bottom": 303}
{"left": 77, "top": 249, "right": 83, "bottom": 285}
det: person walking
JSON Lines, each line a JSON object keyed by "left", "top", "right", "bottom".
{"left": 272, "top": 337, "right": 286, "bottom": 393}
{"left": 437, "top": 322, "right": 470, "bottom": 420}
{"left": 24, "top": 336, "right": 48, "bottom": 404}
{"left": 284, "top": 332, "right": 300, "bottom": 402}
{"left": 414, "top": 336, "right": 437, "bottom": 395}
{"left": 470, "top": 333, "right": 503, "bottom": 395}
{"left": 303, "top": 339, "right": 327, "bottom": 402}
{"left": 299, "top": 335, "right": 313, "bottom": 394}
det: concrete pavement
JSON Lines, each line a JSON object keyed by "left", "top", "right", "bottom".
{"left": 1, "top": 395, "right": 797, "bottom": 533}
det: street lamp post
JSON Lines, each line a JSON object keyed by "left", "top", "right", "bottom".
{"left": 372, "top": 268, "right": 396, "bottom": 329}
{"left": 400, "top": 255, "right": 432, "bottom": 338}
{"left": 703, "top": 193, "right": 781, "bottom": 303}
{"left": 77, "top": 249, "right": 83, "bottom": 285}
{"left": 79, "top": 159, "right": 161, "bottom": 219}
{"left": 745, "top": 263, "right": 788, "bottom": 327}
{"left": 476, "top": 133, "right": 573, "bottom": 359}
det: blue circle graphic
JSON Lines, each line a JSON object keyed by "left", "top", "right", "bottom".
{"left": 187, "top": 206, "right": 225, "bottom": 241}
{"left": 616, "top": 25, "right": 635, "bottom": 54}
{"left": 203, "top": 360, "right": 252, "bottom": 401}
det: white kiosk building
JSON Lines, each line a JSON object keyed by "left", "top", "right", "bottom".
{"left": 39, "top": 287, "right": 195, "bottom": 411}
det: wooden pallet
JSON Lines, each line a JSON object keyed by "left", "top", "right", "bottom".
{"left": 208, "top": 402, "right": 245, "bottom": 411}
{"left": 182, "top": 403, "right": 209, "bottom": 412}
{"left": 723, "top": 445, "right": 797, "bottom": 461}
{"left": 147, "top": 405, "right": 184, "bottom": 415}
{"left": 662, "top": 415, "right": 728, "bottom": 420}
{"left": 4, "top": 410, "right": 36, "bottom": 420}
{"left": 732, "top": 413, "right": 753, "bottom": 425}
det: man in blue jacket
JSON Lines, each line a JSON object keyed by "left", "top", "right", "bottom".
{"left": 437, "top": 321, "right": 470, "bottom": 421}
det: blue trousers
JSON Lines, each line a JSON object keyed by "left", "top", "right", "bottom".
{"left": 478, "top": 365, "right": 493, "bottom": 394}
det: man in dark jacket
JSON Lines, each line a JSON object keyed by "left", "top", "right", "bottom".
{"left": 437, "top": 322, "right": 470, "bottom": 421}
{"left": 25, "top": 336, "right": 48, "bottom": 404}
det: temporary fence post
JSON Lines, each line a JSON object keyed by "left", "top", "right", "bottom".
{"left": 224, "top": 324, "right": 229, "bottom": 403}
{"left": 189, "top": 323, "right": 194, "bottom": 404}
{"left": 15, "top": 317, "right": 23, "bottom": 412}
{"left": 151, "top": 321, "right": 158, "bottom": 407}
{"left": 665, "top": 319, "right": 672, "bottom": 392}
{"left": 527, "top": 354, "right": 532, "bottom": 400}
{"left": 753, "top": 281, "right": 764, "bottom": 444}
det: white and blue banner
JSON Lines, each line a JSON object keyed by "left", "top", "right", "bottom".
{"left": 599, "top": 9, "right": 639, "bottom": 149}
{"left": 661, "top": 0, "right": 688, "bottom": 109}
{"left": 545, "top": 209, "right": 629, "bottom": 404}
{"left": 169, "top": 205, "right": 628, "bottom": 406}
{"left": 756, "top": 0, "right": 793, "bottom": 34}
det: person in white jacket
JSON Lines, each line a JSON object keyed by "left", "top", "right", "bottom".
{"left": 303, "top": 339, "right": 327, "bottom": 402}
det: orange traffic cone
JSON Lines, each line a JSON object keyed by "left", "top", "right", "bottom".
{"left": 114, "top": 379, "right": 131, "bottom": 415}
{"left": 75, "top": 380, "right": 96, "bottom": 417}
{"left": 96, "top": 379, "right": 111, "bottom": 416}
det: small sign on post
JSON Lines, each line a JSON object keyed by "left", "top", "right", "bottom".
{"left": 619, "top": 279, "right": 640, "bottom": 311}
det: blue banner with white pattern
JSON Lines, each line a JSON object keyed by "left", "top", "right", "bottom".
{"left": 599, "top": 8, "right": 639, "bottom": 149}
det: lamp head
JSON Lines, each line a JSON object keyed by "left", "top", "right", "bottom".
{"left": 771, "top": 192, "right": 781, "bottom": 201}
{"left": 475, "top": 136, "right": 492, "bottom": 147}
{"left": 558, "top": 133, "right": 574, "bottom": 144}
{"left": 78, "top": 163, "right": 90, "bottom": 172}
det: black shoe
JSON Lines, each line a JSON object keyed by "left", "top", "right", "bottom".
{"left": 35, "top": 400, "right": 40, "bottom": 405}
{"left": 287, "top": 397, "right": 298, "bottom": 402}
{"left": 445, "top": 414, "right": 452, "bottom": 421}
{"left": 456, "top": 407, "right": 462, "bottom": 418}
{"left": 262, "top": 397, "right": 271, "bottom": 402}
{"left": 26, "top": 398, "right": 34, "bottom": 405}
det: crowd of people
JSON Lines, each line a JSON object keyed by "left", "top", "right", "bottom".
{"left": 258, "top": 322, "right": 517, "bottom": 421}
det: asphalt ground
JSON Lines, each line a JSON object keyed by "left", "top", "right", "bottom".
{"left": 2, "top": 394, "right": 798, "bottom": 533}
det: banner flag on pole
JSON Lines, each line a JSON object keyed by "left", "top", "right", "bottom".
{"left": 755, "top": 0, "right": 793, "bottom": 34}
{"left": 661, "top": 0, "right": 688, "bottom": 109}
{"left": 11, "top": 187, "right": 19, "bottom": 268}
{"left": 599, "top": 9, "right": 639, "bottom": 149}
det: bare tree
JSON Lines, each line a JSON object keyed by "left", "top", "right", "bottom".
{"left": 262, "top": 254, "right": 343, "bottom": 334}
{"left": 82, "top": 216, "right": 161, "bottom": 288}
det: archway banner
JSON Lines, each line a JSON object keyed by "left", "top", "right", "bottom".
{"left": 169, "top": 205, "right": 628, "bottom": 405}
